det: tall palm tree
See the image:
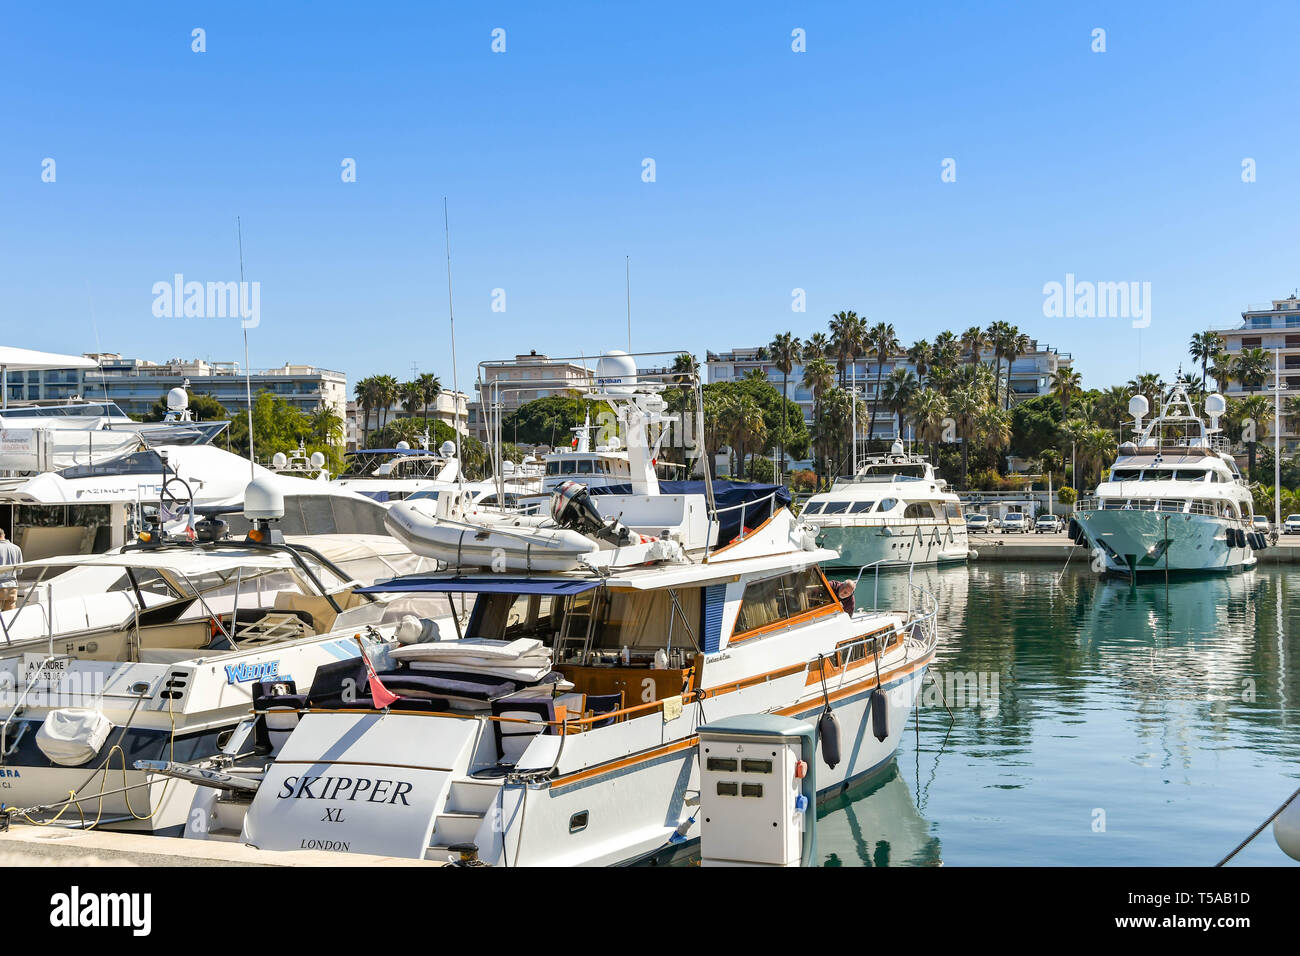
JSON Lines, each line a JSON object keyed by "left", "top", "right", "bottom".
{"left": 829, "top": 311, "right": 860, "bottom": 388}
{"left": 1050, "top": 367, "right": 1083, "bottom": 418}
{"left": 909, "top": 388, "right": 949, "bottom": 465}
{"left": 1210, "top": 353, "right": 1237, "bottom": 394}
{"left": 960, "top": 326, "right": 987, "bottom": 365}
{"left": 801, "top": 357, "right": 836, "bottom": 484}
{"left": 309, "top": 403, "right": 345, "bottom": 447}
{"left": 907, "top": 339, "right": 933, "bottom": 385}
{"left": 948, "top": 386, "right": 981, "bottom": 488}
{"left": 1126, "top": 373, "right": 1164, "bottom": 410}
{"left": 1003, "top": 329, "right": 1031, "bottom": 409}
{"left": 1189, "top": 332, "right": 1224, "bottom": 390}
{"left": 399, "top": 380, "right": 423, "bottom": 430}
{"left": 1235, "top": 347, "right": 1271, "bottom": 392}
{"left": 769, "top": 332, "right": 801, "bottom": 478}
{"left": 803, "top": 333, "right": 830, "bottom": 361}
{"left": 864, "top": 321, "right": 899, "bottom": 450}
{"left": 881, "top": 368, "right": 919, "bottom": 444}
{"left": 355, "top": 375, "right": 382, "bottom": 447}
{"left": 976, "top": 405, "right": 1012, "bottom": 475}
{"left": 373, "top": 374, "right": 400, "bottom": 436}
{"left": 1079, "top": 426, "right": 1118, "bottom": 489}
{"left": 1238, "top": 393, "right": 1274, "bottom": 480}
{"left": 417, "top": 372, "right": 442, "bottom": 432}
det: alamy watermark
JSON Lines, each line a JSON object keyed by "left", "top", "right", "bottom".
{"left": 1042, "top": 273, "right": 1150, "bottom": 329}
{"left": 152, "top": 273, "right": 260, "bottom": 328}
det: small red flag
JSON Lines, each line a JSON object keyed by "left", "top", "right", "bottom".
{"left": 354, "top": 636, "right": 400, "bottom": 709}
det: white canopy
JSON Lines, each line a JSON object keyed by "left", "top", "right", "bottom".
{"left": 0, "top": 347, "right": 98, "bottom": 371}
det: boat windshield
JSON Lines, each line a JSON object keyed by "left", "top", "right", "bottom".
{"left": 59, "top": 449, "right": 163, "bottom": 479}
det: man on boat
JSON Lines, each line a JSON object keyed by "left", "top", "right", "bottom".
{"left": 0, "top": 528, "right": 21, "bottom": 611}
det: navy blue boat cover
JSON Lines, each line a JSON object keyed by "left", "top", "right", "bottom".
{"left": 588, "top": 480, "right": 790, "bottom": 544}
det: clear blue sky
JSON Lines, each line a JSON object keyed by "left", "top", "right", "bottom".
{"left": 3, "top": 2, "right": 1298, "bottom": 398}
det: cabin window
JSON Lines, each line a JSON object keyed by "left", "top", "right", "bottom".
{"left": 803, "top": 501, "right": 824, "bottom": 514}
{"left": 576, "top": 460, "right": 593, "bottom": 474}
{"left": 546, "top": 462, "right": 560, "bottom": 476}
{"left": 1144, "top": 470, "right": 1174, "bottom": 481}
{"left": 561, "top": 460, "right": 576, "bottom": 475}
{"left": 733, "top": 567, "right": 838, "bottom": 638}
{"left": 944, "top": 502, "right": 962, "bottom": 519}
{"left": 849, "top": 501, "right": 875, "bottom": 514}
{"left": 822, "top": 502, "right": 849, "bottom": 515}
{"left": 903, "top": 502, "right": 939, "bottom": 520}
{"left": 1110, "top": 469, "right": 1140, "bottom": 481}
{"left": 1175, "top": 471, "right": 1206, "bottom": 481}
{"left": 878, "top": 498, "right": 898, "bottom": 512}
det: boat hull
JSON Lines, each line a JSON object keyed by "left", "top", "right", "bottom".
{"left": 814, "top": 523, "right": 970, "bottom": 570}
{"left": 1074, "top": 508, "right": 1256, "bottom": 575}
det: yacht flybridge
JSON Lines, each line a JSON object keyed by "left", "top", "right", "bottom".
{"left": 1072, "top": 385, "right": 1260, "bottom": 576}
{"left": 150, "top": 351, "right": 940, "bottom": 866}
{"left": 801, "top": 442, "right": 971, "bottom": 569}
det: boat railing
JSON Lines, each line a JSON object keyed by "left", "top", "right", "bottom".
{"left": 1073, "top": 496, "right": 1229, "bottom": 518}
{"left": 706, "top": 490, "right": 779, "bottom": 551}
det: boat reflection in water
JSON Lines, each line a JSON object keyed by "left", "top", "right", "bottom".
{"left": 818, "top": 762, "right": 942, "bottom": 867}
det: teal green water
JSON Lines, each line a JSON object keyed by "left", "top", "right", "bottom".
{"left": 820, "top": 563, "right": 1300, "bottom": 867}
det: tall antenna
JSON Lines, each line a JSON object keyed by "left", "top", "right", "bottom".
{"left": 238, "top": 216, "right": 254, "bottom": 479}
{"left": 443, "top": 199, "right": 464, "bottom": 490}
{"left": 625, "top": 256, "right": 632, "bottom": 352}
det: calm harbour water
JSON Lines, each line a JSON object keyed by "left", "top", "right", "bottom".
{"left": 819, "top": 563, "right": 1300, "bottom": 867}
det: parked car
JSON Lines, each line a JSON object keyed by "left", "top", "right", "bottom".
{"left": 1035, "top": 514, "right": 1063, "bottom": 534}
{"left": 1284, "top": 514, "right": 1300, "bottom": 535}
{"left": 965, "top": 513, "right": 991, "bottom": 533}
{"left": 1001, "top": 512, "right": 1029, "bottom": 534}
{"left": 1252, "top": 515, "right": 1271, "bottom": 535}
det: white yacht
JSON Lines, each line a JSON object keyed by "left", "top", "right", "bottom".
{"left": 801, "top": 443, "right": 971, "bottom": 570}
{"left": 1072, "top": 386, "right": 1259, "bottom": 576}
{"left": 0, "top": 492, "right": 404, "bottom": 835}
{"left": 154, "top": 351, "right": 940, "bottom": 866}
{"left": 330, "top": 441, "right": 462, "bottom": 502}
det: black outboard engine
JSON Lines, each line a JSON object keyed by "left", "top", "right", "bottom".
{"left": 551, "top": 480, "right": 638, "bottom": 546}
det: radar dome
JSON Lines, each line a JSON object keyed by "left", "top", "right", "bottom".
{"left": 440, "top": 440, "right": 457, "bottom": 458}
{"left": 396, "top": 440, "right": 411, "bottom": 451}
{"left": 243, "top": 478, "right": 285, "bottom": 521}
{"left": 596, "top": 350, "right": 638, "bottom": 394}
{"left": 309, "top": 451, "right": 326, "bottom": 469}
{"left": 166, "top": 387, "right": 189, "bottom": 412}
{"left": 1128, "top": 395, "right": 1149, "bottom": 419}
{"left": 271, "top": 452, "right": 288, "bottom": 470}
{"left": 890, "top": 439, "right": 904, "bottom": 455}
{"left": 1205, "top": 393, "right": 1227, "bottom": 417}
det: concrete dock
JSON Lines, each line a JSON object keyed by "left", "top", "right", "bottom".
{"left": 971, "top": 531, "right": 1300, "bottom": 563}
{"left": 0, "top": 825, "right": 443, "bottom": 867}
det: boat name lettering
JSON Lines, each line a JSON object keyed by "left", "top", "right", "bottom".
{"left": 276, "top": 774, "right": 414, "bottom": 805}
{"left": 224, "top": 660, "right": 286, "bottom": 684}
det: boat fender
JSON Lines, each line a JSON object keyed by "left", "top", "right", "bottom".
{"left": 818, "top": 709, "right": 841, "bottom": 769}
{"left": 1067, "top": 518, "right": 1081, "bottom": 543}
{"left": 1275, "top": 793, "right": 1300, "bottom": 862}
{"left": 870, "top": 690, "right": 889, "bottom": 743}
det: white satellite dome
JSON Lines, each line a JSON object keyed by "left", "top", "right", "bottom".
{"left": 890, "top": 439, "right": 904, "bottom": 455}
{"left": 166, "top": 387, "right": 189, "bottom": 412}
{"left": 271, "top": 452, "right": 288, "bottom": 470}
{"left": 309, "top": 451, "right": 326, "bottom": 469}
{"left": 1128, "top": 394, "right": 1149, "bottom": 419}
{"left": 1205, "top": 393, "right": 1227, "bottom": 417}
{"left": 596, "top": 350, "right": 638, "bottom": 394}
{"left": 440, "top": 440, "right": 457, "bottom": 458}
{"left": 243, "top": 477, "right": 285, "bottom": 521}
{"left": 396, "top": 440, "right": 411, "bottom": 451}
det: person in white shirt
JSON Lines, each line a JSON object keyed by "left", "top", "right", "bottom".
{"left": 0, "top": 528, "right": 22, "bottom": 612}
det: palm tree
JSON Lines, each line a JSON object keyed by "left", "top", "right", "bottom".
{"left": 417, "top": 372, "right": 442, "bottom": 432}
{"left": 670, "top": 352, "right": 699, "bottom": 385}
{"left": 801, "top": 357, "right": 836, "bottom": 484}
{"left": 1079, "top": 426, "right": 1118, "bottom": 489}
{"left": 910, "top": 388, "right": 949, "bottom": 465}
{"left": 1235, "top": 347, "right": 1271, "bottom": 392}
{"left": 722, "top": 395, "right": 767, "bottom": 477}
{"left": 1210, "top": 353, "right": 1237, "bottom": 394}
{"left": 309, "top": 403, "right": 345, "bottom": 447}
{"left": 948, "top": 386, "right": 981, "bottom": 488}
{"left": 1127, "top": 373, "right": 1164, "bottom": 410}
{"left": 373, "top": 375, "right": 400, "bottom": 436}
{"left": 1050, "top": 367, "right": 1083, "bottom": 418}
{"left": 907, "top": 340, "right": 933, "bottom": 385}
{"left": 960, "top": 326, "right": 987, "bottom": 365}
{"left": 881, "top": 368, "right": 919, "bottom": 445}
{"left": 829, "top": 311, "right": 861, "bottom": 387}
{"left": 1238, "top": 393, "right": 1274, "bottom": 480}
{"left": 1039, "top": 448, "right": 1063, "bottom": 487}
{"left": 769, "top": 332, "right": 801, "bottom": 478}
{"left": 399, "top": 380, "right": 423, "bottom": 430}
{"left": 803, "top": 333, "right": 830, "bottom": 361}
{"left": 355, "top": 375, "right": 382, "bottom": 447}
{"left": 864, "top": 321, "right": 899, "bottom": 451}
{"left": 1189, "top": 331, "right": 1224, "bottom": 390}
{"left": 976, "top": 406, "right": 1012, "bottom": 475}
{"left": 1004, "top": 329, "right": 1031, "bottom": 409}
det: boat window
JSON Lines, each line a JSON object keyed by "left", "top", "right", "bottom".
{"left": 546, "top": 461, "right": 560, "bottom": 476}
{"left": 849, "top": 501, "right": 875, "bottom": 514}
{"left": 59, "top": 449, "right": 165, "bottom": 480}
{"left": 561, "top": 460, "right": 576, "bottom": 475}
{"left": 1174, "top": 470, "right": 1207, "bottom": 481}
{"left": 944, "top": 502, "right": 962, "bottom": 519}
{"left": 1110, "top": 469, "right": 1140, "bottom": 481}
{"left": 822, "top": 502, "right": 849, "bottom": 515}
{"left": 878, "top": 498, "right": 898, "bottom": 512}
{"left": 733, "top": 567, "right": 837, "bottom": 638}
{"left": 803, "top": 501, "right": 824, "bottom": 514}
{"left": 1143, "top": 470, "right": 1175, "bottom": 481}
{"left": 903, "top": 502, "right": 939, "bottom": 520}
{"left": 576, "top": 460, "right": 593, "bottom": 474}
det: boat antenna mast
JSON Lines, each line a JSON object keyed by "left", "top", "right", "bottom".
{"left": 238, "top": 216, "right": 255, "bottom": 480}
{"left": 443, "top": 199, "right": 466, "bottom": 502}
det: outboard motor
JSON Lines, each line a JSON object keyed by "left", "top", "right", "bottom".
{"left": 551, "top": 480, "right": 639, "bottom": 546}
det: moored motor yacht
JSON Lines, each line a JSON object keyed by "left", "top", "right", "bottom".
{"left": 153, "top": 352, "right": 941, "bottom": 865}
{"left": 801, "top": 442, "right": 971, "bottom": 570}
{"left": 1072, "top": 386, "right": 1259, "bottom": 576}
